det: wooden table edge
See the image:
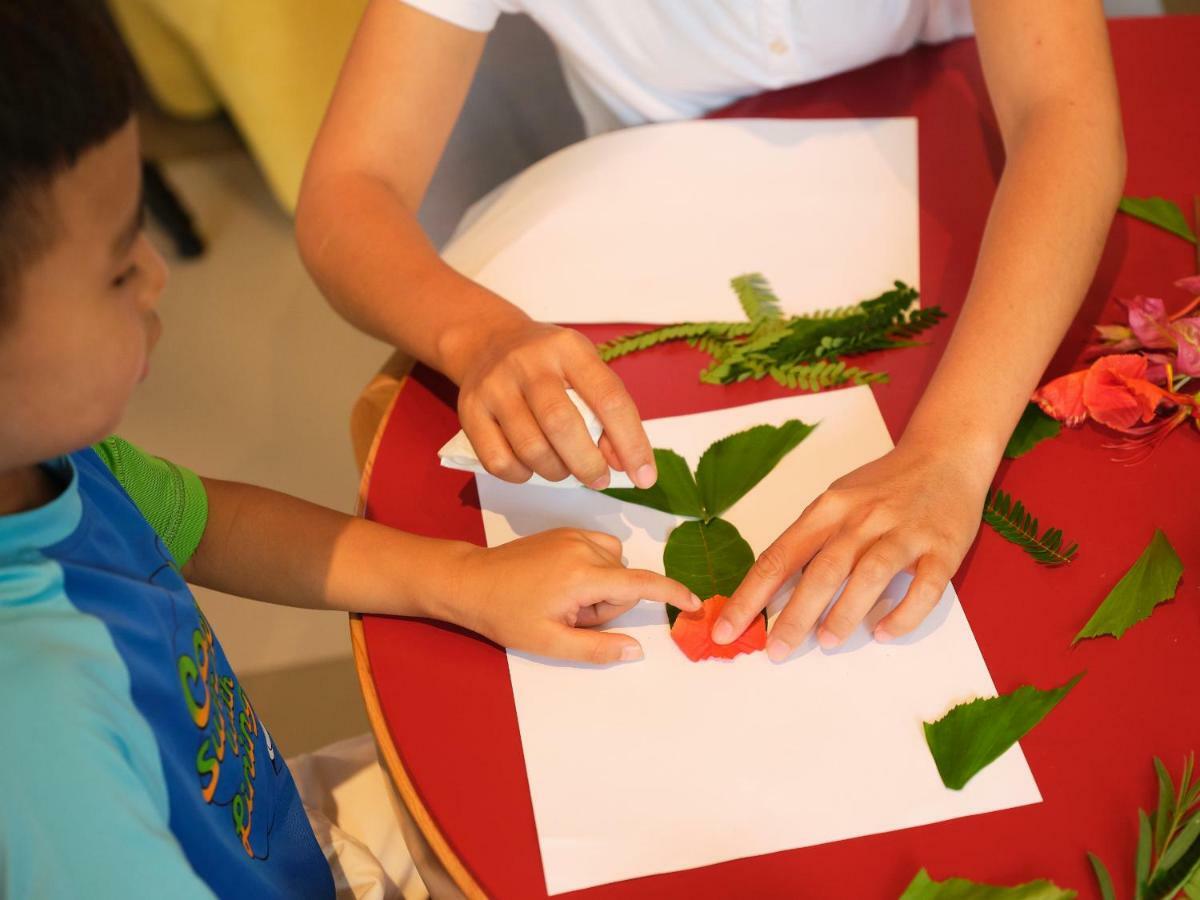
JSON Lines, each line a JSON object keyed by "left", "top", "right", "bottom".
{"left": 349, "top": 356, "right": 490, "bottom": 898}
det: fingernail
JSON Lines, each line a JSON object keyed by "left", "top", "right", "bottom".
{"left": 817, "top": 628, "right": 841, "bottom": 650}
{"left": 619, "top": 644, "right": 643, "bottom": 662}
{"left": 711, "top": 619, "right": 734, "bottom": 644}
{"left": 874, "top": 626, "right": 894, "bottom": 644}
{"left": 589, "top": 474, "right": 610, "bottom": 490}
{"left": 687, "top": 592, "right": 701, "bottom": 611}
{"left": 767, "top": 637, "right": 791, "bottom": 663}
{"left": 634, "top": 463, "right": 657, "bottom": 489}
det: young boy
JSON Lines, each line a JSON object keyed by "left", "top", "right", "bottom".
{"left": 0, "top": 4, "right": 697, "bottom": 897}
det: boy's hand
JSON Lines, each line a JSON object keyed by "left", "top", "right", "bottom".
{"left": 444, "top": 311, "right": 657, "bottom": 490}
{"left": 712, "top": 438, "right": 995, "bottom": 661}
{"left": 452, "top": 529, "right": 699, "bottom": 664}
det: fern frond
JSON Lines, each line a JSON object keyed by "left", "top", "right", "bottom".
{"left": 730, "top": 273, "right": 784, "bottom": 324}
{"left": 598, "top": 320, "right": 753, "bottom": 361}
{"left": 983, "top": 489, "right": 1078, "bottom": 566}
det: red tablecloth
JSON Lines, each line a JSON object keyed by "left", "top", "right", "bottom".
{"left": 360, "top": 18, "right": 1200, "bottom": 899}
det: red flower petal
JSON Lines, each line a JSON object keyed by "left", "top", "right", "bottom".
{"left": 1033, "top": 370, "right": 1089, "bottom": 426}
{"left": 670, "top": 595, "right": 766, "bottom": 662}
{"left": 1082, "top": 354, "right": 1171, "bottom": 431}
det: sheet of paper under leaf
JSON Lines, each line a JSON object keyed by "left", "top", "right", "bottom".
{"left": 1004, "top": 403, "right": 1062, "bottom": 459}
{"left": 1073, "top": 529, "right": 1183, "bottom": 643}
{"left": 899, "top": 869, "right": 1077, "bottom": 900}
{"left": 924, "top": 674, "right": 1083, "bottom": 790}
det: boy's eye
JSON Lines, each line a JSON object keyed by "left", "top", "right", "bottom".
{"left": 112, "top": 264, "right": 139, "bottom": 288}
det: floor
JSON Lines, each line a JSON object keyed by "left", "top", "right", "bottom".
{"left": 125, "top": 2, "right": 1190, "bottom": 757}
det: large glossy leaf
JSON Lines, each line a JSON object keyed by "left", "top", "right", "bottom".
{"left": 694, "top": 420, "right": 815, "bottom": 518}
{"left": 1119, "top": 196, "right": 1197, "bottom": 243}
{"left": 899, "top": 869, "right": 1077, "bottom": 899}
{"left": 602, "top": 448, "right": 703, "bottom": 518}
{"left": 1004, "top": 403, "right": 1062, "bottom": 459}
{"left": 662, "top": 518, "right": 754, "bottom": 620}
{"left": 1073, "top": 529, "right": 1183, "bottom": 644}
{"left": 924, "top": 674, "right": 1083, "bottom": 790}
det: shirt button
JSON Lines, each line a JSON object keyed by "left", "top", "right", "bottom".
{"left": 769, "top": 37, "right": 788, "bottom": 55}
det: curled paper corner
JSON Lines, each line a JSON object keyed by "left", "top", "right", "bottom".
{"left": 437, "top": 389, "right": 635, "bottom": 490}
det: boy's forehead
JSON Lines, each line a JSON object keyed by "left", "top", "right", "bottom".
{"left": 48, "top": 117, "right": 141, "bottom": 248}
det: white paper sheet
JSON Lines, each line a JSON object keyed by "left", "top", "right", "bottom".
{"left": 477, "top": 389, "right": 1040, "bottom": 894}
{"left": 443, "top": 118, "right": 919, "bottom": 323}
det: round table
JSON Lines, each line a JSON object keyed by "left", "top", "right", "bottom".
{"left": 352, "top": 18, "right": 1200, "bottom": 899}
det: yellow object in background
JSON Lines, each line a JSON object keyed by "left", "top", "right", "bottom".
{"left": 108, "top": 0, "right": 368, "bottom": 211}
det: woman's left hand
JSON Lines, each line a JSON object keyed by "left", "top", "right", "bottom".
{"left": 711, "top": 434, "right": 997, "bottom": 661}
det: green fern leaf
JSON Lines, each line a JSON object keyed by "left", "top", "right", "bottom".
{"left": 983, "top": 490, "right": 1079, "bottom": 566}
{"left": 730, "top": 273, "right": 784, "bottom": 323}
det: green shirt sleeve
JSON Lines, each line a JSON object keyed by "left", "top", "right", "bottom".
{"left": 92, "top": 436, "right": 209, "bottom": 567}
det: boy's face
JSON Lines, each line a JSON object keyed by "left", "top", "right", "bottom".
{"left": 0, "top": 118, "right": 167, "bottom": 469}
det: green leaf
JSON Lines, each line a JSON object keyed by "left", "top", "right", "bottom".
{"left": 1137, "top": 809, "right": 1152, "bottom": 900}
{"left": 1155, "top": 812, "right": 1200, "bottom": 884}
{"left": 1119, "top": 196, "right": 1198, "bottom": 244}
{"left": 898, "top": 868, "right": 1077, "bottom": 899}
{"left": 662, "top": 518, "right": 755, "bottom": 619}
{"left": 1073, "top": 529, "right": 1183, "bottom": 644}
{"left": 1185, "top": 865, "right": 1200, "bottom": 899}
{"left": 1087, "top": 853, "right": 1116, "bottom": 900}
{"left": 983, "top": 490, "right": 1079, "bottom": 566}
{"left": 1155, "top": 757, "right": 1178, "bottom": 855}
{"left": 731, "top": 273, "right": 784, "bottom": 323}
{"left": 1005, "top": 404, "right": 1062, "bottom": 459}
{"left": 694, "top": 420, "right": 815, "bottom": 519}
{"left": 602, "top": 448, "right": 703, "bottom": 519}
{"left": 923, "top": 674, "right": 1083, "bottom": 790}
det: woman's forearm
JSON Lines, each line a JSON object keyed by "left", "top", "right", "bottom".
{"left": 903, "top": 104, "right": 1126, "bottom": 463}
{"left": 296, "top": 170, "right": 529, "bottom": 383}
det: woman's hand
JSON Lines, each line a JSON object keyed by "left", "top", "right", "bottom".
{"left": 712, "top": 435, "right": 996, "bottom": 661}
{"left": 451, "top": 528, "right": 699, "bottom": 664}
{"left": 446, "top": 309, "right": 657, "bottom": 490}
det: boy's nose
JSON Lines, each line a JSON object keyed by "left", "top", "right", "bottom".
{"left": 138, "top": 235, "right": 169, "bottom": 311}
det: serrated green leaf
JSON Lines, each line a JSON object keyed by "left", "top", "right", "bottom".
{"left": 1088, "top": 853, "right": 1116, "bottom": 900}
{"left": 602, "top": 448, "right": 703, "bottom": 518}
{"left": 662, "top": 518, "right": 754, "bottom": 618}
{"left": 694, "top": 420, "right": 815, "bottom": 519}
{"left": 1073, "top": 529, "right": 1183, "bottom": 644}
{"left": 1005, "top": 404, "right": 1062, "bottom": 459}
{"left": 1137, "top": 809, "right": 1152, "bottom": 899}
{"left": 1119, "top": 196, "right": 1198, "bottom": 243}
{"left": 731, "top": 273, "right": 784, "bottom": 323}
{"left": 898, "top": 868, "right": 1077, "bottom": 899}
{"left": 983, "top": 490, "right": 1079, "bottom": 566}
{"left": 924, "top": 674, "right": 1083, "bottom": 790}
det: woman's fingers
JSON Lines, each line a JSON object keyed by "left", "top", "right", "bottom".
{"left": 490, "top": 391, "right": 571, "bottom": 482}
{"left": 816, "top": 534, "right": 919, "bottom": 648}
{"left": 566, "top": 348, "right": 656, "bottom": 489}
{"left": 874, "top": 554, "right": 953, "bottom": 641}
{"left": 525, "top": 379, "right": 612, "bottom": 488}
{"left": 765, "top": 533, "right": 868, "bottom": 661}
{"left": 714, "top": 502, "right": 836, "bottom": 645}
{"left": 539, "top": 626, "right": 646, "bottom": 664}
{"left": 460, "top": 401, "right": 533, "bottom": 483}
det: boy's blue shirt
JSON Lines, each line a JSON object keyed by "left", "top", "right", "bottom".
{"left": 0, "top": 448, "right": 334, "bottom": 899}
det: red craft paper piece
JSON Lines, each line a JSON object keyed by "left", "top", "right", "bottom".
{"left": 670, "top": 595, "right": 767, "bottom": 662}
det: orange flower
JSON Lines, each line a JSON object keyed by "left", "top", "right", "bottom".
{"left": 1033, "top": 369, "right": 1088, "bottom": 426}
{"left": 1081, "top": 354, "right": 1176, "bottom": 431}
{"left": 670, "top": 595, "right": 766, "bottom": 661}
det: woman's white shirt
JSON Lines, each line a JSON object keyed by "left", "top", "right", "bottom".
{"left": 398, "top": 0, "right": 972, "bottom": 133}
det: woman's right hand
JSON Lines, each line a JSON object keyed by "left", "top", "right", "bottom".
{"left": 443, "top": 308, "right": 658, "bottom": 490}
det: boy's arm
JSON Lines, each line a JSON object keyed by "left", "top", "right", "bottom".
{"left": 715, "top": 0, "right": 1125, "bottom": 656}
{"left": 184, "top": 477, "right": 698, "bottom": 664}
{"left": 295, "top": 0, "right": 656, "bottom": 490}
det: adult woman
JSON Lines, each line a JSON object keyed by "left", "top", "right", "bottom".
{"left": 296, "top": 1, "right": 1124, "bottom": 657}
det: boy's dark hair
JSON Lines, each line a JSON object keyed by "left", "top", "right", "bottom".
{"left": 0, "top": 0, "right": 138, "bottom": 317}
